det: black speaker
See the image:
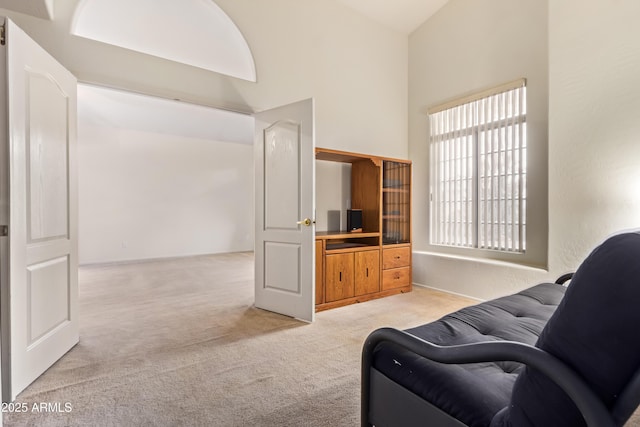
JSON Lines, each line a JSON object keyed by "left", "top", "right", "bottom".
{"left": 347, "top": 209, "right": 363, "bottom": 232}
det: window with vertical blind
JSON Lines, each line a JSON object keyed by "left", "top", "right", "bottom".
{"left": 429, "top": 79, "right": 527, "bottom": 253}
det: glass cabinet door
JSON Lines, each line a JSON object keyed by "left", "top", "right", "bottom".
{"left": 382, "top": 161, "right": 411, "bottom": 244}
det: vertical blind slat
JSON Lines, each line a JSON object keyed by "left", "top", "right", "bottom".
{"left": 453, "top": 107, "right": 459, "bottom": 245}
{"left": 500, "top": 93, "right": 505, "bottom": 249}
{"left": 482, "top": 96, "right": 490, "bottom": 249}
{"left": 509, "top": 89, "right": 516, "bottom": 251}
{"left": 431, "top": 114, "right": 437, "bottom": 244}
{"left": 519, "top": 86, "right": 525, "bottom": 250}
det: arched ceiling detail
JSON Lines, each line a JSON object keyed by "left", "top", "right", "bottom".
{"left": 71, "top": 0, "right": 256, "bottom": 82}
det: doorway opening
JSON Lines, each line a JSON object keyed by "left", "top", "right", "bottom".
{"left": 77, "top": 84, "right": 255, "bottom": 265}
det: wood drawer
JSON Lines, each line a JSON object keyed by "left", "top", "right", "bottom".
{"left": 382, "top": 267, "right": 411, "bottom": 290}
{"left": 383, "top": 247, "right": 411, "bottom": 269}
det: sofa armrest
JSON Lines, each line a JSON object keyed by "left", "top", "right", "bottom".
{"left": 555, "top": 272, "right": 574, "bottom": 285}
{"left": 361, "top": 327, "right": 614, "bottom": 427}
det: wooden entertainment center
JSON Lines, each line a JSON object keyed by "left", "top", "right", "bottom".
{"left": 315, "top": 148, "right": 412, "bottom": 311}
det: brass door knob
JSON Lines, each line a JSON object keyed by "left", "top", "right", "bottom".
{"left": 297, "top": 218, "right": 314, "bottom": 227}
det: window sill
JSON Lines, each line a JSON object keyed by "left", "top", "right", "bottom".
{"left": 413, "top": 250, "right": 548, "bottom": 273}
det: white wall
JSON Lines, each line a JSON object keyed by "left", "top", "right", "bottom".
{"left": 409, "top": 0, "right": 549, "bottom": 299}
{"left": 547, "top": 0, "right": 640, "bottom": 272}
{"left": 315, "top": 161, "right": 351, "bottom": 232}
{"left": 78, "top": 123, "right": 253, "bottom": 264}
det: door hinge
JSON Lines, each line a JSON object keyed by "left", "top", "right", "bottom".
{"left": 0, "top": 225, "right": 7, "bottom": 237}
{"left": 1, "top": 24, "right": 5, "bottom": 46}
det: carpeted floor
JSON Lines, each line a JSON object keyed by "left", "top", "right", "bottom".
{"left": 3, "top": 252, "right": 476, "bottom": 426}
{"left": 5, "top": 252, "right": 640, "bottom": 426}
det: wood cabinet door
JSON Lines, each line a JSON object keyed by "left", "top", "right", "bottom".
{"left": 325, "top": 253, "right": 354, "bottom": 302}
{"left": 315, "top": 240, "right": 324, "bottom": 305}
{"left": 355, "top": 250, "right": 380, "bottom": 296}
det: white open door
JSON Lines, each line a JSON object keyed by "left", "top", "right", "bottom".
{"left": 0, "top": 18, "right": 79, "bottom": 401}
{"left": 254, "top": 99, "right": 315, "bottom": 322}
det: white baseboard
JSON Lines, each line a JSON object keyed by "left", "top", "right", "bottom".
{"left": 412, "top": 282, "right": 484, "bottom": 303}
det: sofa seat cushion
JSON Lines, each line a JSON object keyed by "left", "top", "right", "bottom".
{"left": 372, "top": 283, "right": 566, "bottom": 427}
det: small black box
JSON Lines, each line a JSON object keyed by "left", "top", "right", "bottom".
{"left": 347, "top": 209, "right": 363, "bottom": 232}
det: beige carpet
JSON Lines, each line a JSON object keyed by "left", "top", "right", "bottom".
{"left": 5, "top": 252, "right": 640, "bottom": 426}
{"left": 4, "top": 252, "right": 475, "bottom": 426}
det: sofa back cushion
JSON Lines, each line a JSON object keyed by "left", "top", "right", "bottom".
{"left": 494, "top": 232, "right": 640, "bottom": 426}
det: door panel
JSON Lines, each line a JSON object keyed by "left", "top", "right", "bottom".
{"left": 264, "top": 242, "right": 300, "bottom": 293}
{"left": 254, "top": 99, "right": 315, "bottom": 322}
{"left": 27, "top": 256, "right": 70, "bottom": 344}
{"left": 27, "top": 71, "right": 70, "bottom": 241}
{"left": 1, "top": 18, "right": 79, "bottom": 401}
{"left": 264, "top": 121, "right": 301, "bottom": 230}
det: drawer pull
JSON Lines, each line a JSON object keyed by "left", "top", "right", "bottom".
{"left": 366, "top": 268, "right": 369, "bottom": 277}
{"left": 339, "top": 272, "right": 342, "bottom": 282}
{"left": 394, "top": 273, "right": 400, "bottom": 279}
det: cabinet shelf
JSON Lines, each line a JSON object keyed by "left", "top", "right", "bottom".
{"left": 316, "top": 231, "right": 380, "bottom": 240}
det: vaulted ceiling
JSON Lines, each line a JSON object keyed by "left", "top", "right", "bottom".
{"left": 1, "top": 0, "right": 448, "bottom": 35}
{"left": 0, "top": 0, "right": 53, "bottom": 19}
{"left": 71, "top": 0, "right": 256, "bottom": 81}
{"left": 335, "top": 0, "right": 449, "bottom": 34}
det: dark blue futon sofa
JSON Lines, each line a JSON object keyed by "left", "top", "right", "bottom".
{"left": 362, "top": 232, "right": 640, "bottom": 427}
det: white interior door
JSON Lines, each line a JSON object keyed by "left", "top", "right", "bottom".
{"left": 0, "top": 17, "right": 79, "bottom": 401}
{"left": 254, "top": 99, "right": 315, "bottom": 322}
